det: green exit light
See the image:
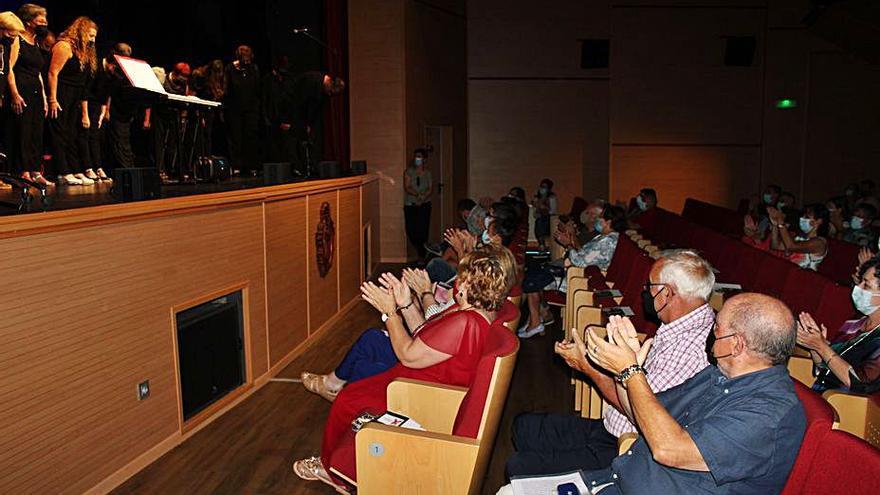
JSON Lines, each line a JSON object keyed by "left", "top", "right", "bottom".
{"left": 775, "top": 99, "right": 797, "bottom": 109}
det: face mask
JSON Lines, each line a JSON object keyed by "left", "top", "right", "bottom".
{"left": 851, "top": 217, "right": 865, "bottom": 230}
{"left": 852, "top": 286, "right": 880, "bottom": 315}
{"left": 826, "top": 205, "right": 836, "bottom": 213}
{"left": 777, "top": 201, "right": 787, "bottom": 209}
{"left": 712, "top": 333, "right": 737, "bottom": 360}
{"left": 641, "top": 285, "right": 669, "bottom": 322}
{"left": 799, "top": 217, "right": 813, "bottom": 233}
{"left": 636, "top": 196, "right": 648, "bottom": 211}
{"left": 35, "top": 25, "right": 49, "bottom": 37}
{"left": 484, "top": 216, "right": 492, "bottom": 229}
{"left": 414, "top": 157, "right": 424, "bottom": 166}
{"left": 481, "top": 230, "right": 492, "bottom": 245}
{"left": 539, "top": 187, "right": 549, "bottom": 197}
{"left": 594, "top": 219, "right": 604, "bottom": 233}
{"left": 763, "top": 193, "right": 774, "bottom": 205}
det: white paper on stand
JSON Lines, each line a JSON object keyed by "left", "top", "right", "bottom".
{"left": 510, "top": 471, "right": 590, "bottom": 495}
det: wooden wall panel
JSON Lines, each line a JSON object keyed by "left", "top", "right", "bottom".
{"left": 308, "top": 191, "right": 341, "bottom": 334}
{"left": 338, "top": 187, "right": 363, "bottom": 304}
{"left": 610, "top": 146, "right": 761, "bottom": 212}
{"left": 363, "top": 169, "right": 382, "bottom": 275}
{"left": 468, "top": 80, "right": 610, "bottom": 207}
{"left": 0, "top": 205, "right": 266, "bottom": 494}
{"left": 349, "top": 0, "right": 407, "bottom": 261}
{"left": 265, "top": 197, "right": 309, "bottom": 368}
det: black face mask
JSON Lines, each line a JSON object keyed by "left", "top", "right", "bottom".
{"left": 641, "top": 286, "right": 668, "bottom": 323}
{"left": 35, "top": 25, "right": 49, "bottom": 37}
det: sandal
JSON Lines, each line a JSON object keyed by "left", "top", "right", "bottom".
{"left": 293, "top": 456, "right": 343, "bottom": 492}
{"left": 301, "top": 372, "right": 340, "bottom": 402}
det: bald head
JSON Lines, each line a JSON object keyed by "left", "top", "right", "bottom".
{"left": 721, "top": 293, "right": 796, "bottom": 366}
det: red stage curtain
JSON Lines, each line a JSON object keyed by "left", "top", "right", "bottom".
{"left": 323, "top": 0, "right": 350, "bottom": 170}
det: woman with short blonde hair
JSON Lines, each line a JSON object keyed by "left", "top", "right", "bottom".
{"left": 0, "top": 12, "right": 24, "bottom": 100}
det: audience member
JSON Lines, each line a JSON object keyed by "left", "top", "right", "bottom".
{"left": 506, "top": 251, "right": 716, "bottom": 477}
{"left": 767, "top": 203, "right": 828, "bottom": 270}
{"left": 518, "top": 204, "right": 627, "bottom": 338}
{"left": 842, "top": 203, "right": 878, "bottom": 247}
{"left": 797, "top": 256, "right": 880, "bottom": 394}
{"left": 532, "top": 178, "right": 557, "bottom": 250}
{"left": 293, "top": 247, "right": 516, "bottom": 490}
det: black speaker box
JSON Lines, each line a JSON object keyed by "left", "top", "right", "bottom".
{"left": 263, "top": 162, "right": 292, "bottom": 184}
{"left": 317, "top": 161, "right": 342, "bottom": 179}
{"left": 350, "top": 160, "right": 367, "bottom": 175}
{"left": 581, "top": 39, "right": 610, "bottom": 69}
{"left": 724, "top": 36, "right": 756, "bottom": 67}
{"left": 112, "top": 167, "right": 161, "bottom": 202}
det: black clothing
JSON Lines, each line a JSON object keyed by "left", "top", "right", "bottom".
{"left": 7, "top": 37, "right": 45, "bottom": 174}
{"left": 290, "top": 71, "right": 329, "bottom": 175}
{"left": 505, "top": 413, "right": 619, "bottom": 478}
{"left": 224, "top": 62, "right": 260, "bottom": 173}
{"left": 404, "top": 203, "right": 432, "bottom": 259}
{"left": 48, "top": 53, "right": 89, "bottom": 175}
{"left": 0, "top": 36, "right": 13, "bottom": 97}
{"left": 261, "top": 70, "right": 296, "bottom": 164}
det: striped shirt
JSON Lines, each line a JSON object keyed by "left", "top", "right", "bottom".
{"left": 603, "top": 303, "right": 715, "bottom": 437}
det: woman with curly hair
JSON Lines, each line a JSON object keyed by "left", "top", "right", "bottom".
{"left": 293, "top": 245, "right": 517, "bottom": 490}
{"left": 46, "top": 16, "right": 99, "bottom": 185}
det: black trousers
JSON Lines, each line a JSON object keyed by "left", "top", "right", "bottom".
{"left": 404, "top": 202, "right": 432, "bottom": 258}
{"left": 107, "top": 119, "right": 135, "bottom": 169}
{"left": 505, "top": 412, "right": 619, "bottom": 479}
{"left": 47, "top": 84, "right": 86, "bottom": 176}
{"left": 6, "top": 83, "right": 44, "bottom": 174}
{"left": 266, "top": 125, "right": 296, "bottom": 165}
{"left": 80, "top": 104, "right": 103, "bottom": 171}
{"left": 226, "top": 106, "right": 259, "bottom": 174}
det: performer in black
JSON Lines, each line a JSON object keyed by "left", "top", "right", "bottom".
{"left": 291, "top": 70, "right": 344, "bottom": 176}
{"left": 103, "top": 43, "right": 138, "bottom": 171}
{"left": 224, "top": 45, "right": 260, "bottom": 176}
{"left": 47, "top": 16, "right": 98, "bottom": 186}
{"left": 261, "top": 54, "right": 295, "bottom": 165}
{"left": 7, "top": 5, "right": 50, "bottom": 185}
{"left": 149, "top": 62, "right": 189, "bottom": 179}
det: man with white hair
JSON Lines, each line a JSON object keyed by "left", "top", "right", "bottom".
{"left": 505, "top": 251, "right": 716, "bottom": 478}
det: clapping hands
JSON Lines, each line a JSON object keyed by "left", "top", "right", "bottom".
{"left": 402, "top": 267, "right": 435, "bottom": 296}
{"left": 585, "top": 315, "right": 653, "bottom": 375}
{"left": 796, "top": 312, "right": 829, "bottom": 352}
{"left": 444, "top": 228, "right": 476, "bottom": 256}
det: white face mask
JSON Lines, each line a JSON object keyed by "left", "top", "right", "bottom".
{"left": 851, "top": 217, "right": 865, "bottom": 230}
{"left": 484, "top": 216, "right": 492, "bottom": 228}
{"left": 799, "top": 217, "right": 813, "bottom": 233}
{"left": 481, "top": 230, "right": 492, "bottom": 244}
{"left": 636, "top": 196, "right": 648, "bottom": 211}
{"left": 414, "top": 157, "right": 425, "bottom": 166}
{"left": 852, "top": 285, "right": 880, "bottom": 316}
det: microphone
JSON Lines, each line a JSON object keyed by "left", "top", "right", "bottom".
{"left": 293, "top": 27, "right": 310, "bottom": 34}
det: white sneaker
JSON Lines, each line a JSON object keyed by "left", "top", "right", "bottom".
{"left": 59, "top": 174, "right": 83, "bottom": 185}
{"left": 84, "top": 169, "right": 99, "bottom": 180}
{"left": 517, "top": 322, "right": 545, "bottom": 339}
{"left": 74, "top": 173, "right": 95, "bottom": 185}
{"left": 95, "top": 168, "right": 112, "bottom": 182}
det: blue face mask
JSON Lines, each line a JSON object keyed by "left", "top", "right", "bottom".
{"left": 852, "top": 285, "right": 880, "bottom": 316}
{"left": 851, "top": 217, "right": 865, "bottom": 230}
{"left": 481, "top": 230, "right": 492, "bottom": 244}
{"left": 763, "top": 193, "right": 774, "bottom": 205}
{"left": 414, "top": 157, "right": 424, "bottom": 166}
{"left": 636, "top": 196, "right": 648, "bottom": 211}
{"left": 594, "top": 219, "right": 604, "bottom": 232}
{"left": 799, "top": 217, "right": 813, "bottom": 233}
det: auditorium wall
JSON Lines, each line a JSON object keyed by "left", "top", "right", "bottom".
{"left": 350, "top": 0, "right": 468, "bottom": 262}
{"left": 467, "top": 0, "right": 880, "bottom": 213}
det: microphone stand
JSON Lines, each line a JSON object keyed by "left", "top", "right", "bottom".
{"left": 293, "top": 29, "right": 339, "bottom": 56}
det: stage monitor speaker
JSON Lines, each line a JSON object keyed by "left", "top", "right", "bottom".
{"left": 112, "top": 167, "right": 161, "bottom": 202}
{"left": 580, "top": 39, "right": 610, "bottom": 69}
{"left": 317, "top": 161, "right": 342, "bottom": 179}
{"left": 263, "top": 162, "right": 292, "bottom": 184}
{"left": 350, "top": 160, "right": 367, "bottom": 175}
{"left": 724, "top": 36, "right": 756, "bottom": 67}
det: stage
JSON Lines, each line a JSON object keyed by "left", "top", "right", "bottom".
{"left": 0, "top": 176, "right": 335, "bottom": 216}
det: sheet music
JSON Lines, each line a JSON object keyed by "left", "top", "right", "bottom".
{"left": 115, "top": 55, "right": 222, "bottom": 108}
{"left": 510, "top": 471, "right": 590, "bottom": 495}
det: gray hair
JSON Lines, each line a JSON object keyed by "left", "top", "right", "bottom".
{"left": 656, "top": 250, "right": 715, "bottom": 302}
{"left": 726, "top": 293, "right": 796, "bottom": 365}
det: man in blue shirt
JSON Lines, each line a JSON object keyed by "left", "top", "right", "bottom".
{"left": 578, "top": 292, "right": 806, "bottom": 494}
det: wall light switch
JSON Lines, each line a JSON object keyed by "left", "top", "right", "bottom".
{"left": 137, "top": 380, "right": 150, "bottom": 400}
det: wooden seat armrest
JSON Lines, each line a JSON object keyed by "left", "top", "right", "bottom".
{"left": 787, "top": 355, "right": 816, "bottom": 388}
{"left": 386, "top": 378, "right": 468, "bottom": 434}
{"left": 822, "top": 389, "right": 872, "bottom": 436}
{"left": 355, "top": 423, "right": 480, "bottom": 495}
{"left": 617, "top": 432, "right": 639, "bottom": 455}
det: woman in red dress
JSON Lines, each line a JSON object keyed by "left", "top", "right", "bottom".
{"left": 293, "top": 246, "right": 517, "bottom": 490}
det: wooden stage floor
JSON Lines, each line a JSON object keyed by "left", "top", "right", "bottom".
{"left": 111, "top": 289, "right": 572, "bottom": 495}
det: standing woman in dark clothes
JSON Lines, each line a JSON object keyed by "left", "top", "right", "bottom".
{"left": 0, "top": 12, "right": 23, "bottom": 187}
{"left": 47, "top": 16, "right": 97, "bottom": 186}
{"left": 195, "top": 59, "right": 225, "bottom": 157}
{"left": 225, "top": 45, "right": 260, "bottom": 176}
{"left": 7, "top": 5, "right": 49, "bottom": 185}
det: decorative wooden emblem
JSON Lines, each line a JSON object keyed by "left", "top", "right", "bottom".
{"left": 315, "top": 202, "right": 335, "bottom": 278}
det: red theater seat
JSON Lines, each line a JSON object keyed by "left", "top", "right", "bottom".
{"left": 781, "top": 381, "right": 837, "bottom": 494}
{"left": 751, "top": 251, "right": 795, "bottom": 297}
{"left": 814, "top": 283, "right": 856, "bottom": 342}
{"left": 780, "top": 267, "right": 829, "bottom": 316}
{"left": 818, "top": 238, "right": 861, "bottom": 285}
{"left": 783, "top": 429, "right": 880, "bottom": 495}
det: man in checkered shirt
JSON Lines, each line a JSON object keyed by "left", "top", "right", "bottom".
{"left": 505, "top": 250, "right": 716, "bottom": 478}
